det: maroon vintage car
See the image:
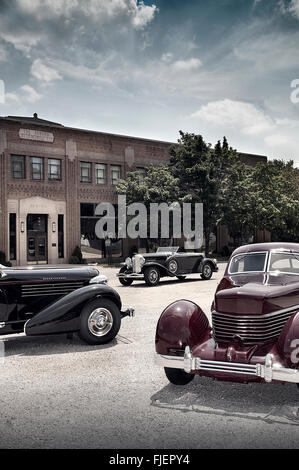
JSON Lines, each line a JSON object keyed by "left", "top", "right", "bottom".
{"left": 155, "top": 242, "right": 299, "bottom": 388}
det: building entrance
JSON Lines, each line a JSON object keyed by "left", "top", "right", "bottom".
{"left": 27, "top": 214, "right": 48, "bottom": 263}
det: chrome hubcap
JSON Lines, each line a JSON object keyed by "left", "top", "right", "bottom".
{"left": 88, "top": 308, "right": 113, "bottom": 337}
{"left": 149, "top": 270, "right": 158, "bottom": 283}
{"left": 203, "top": 265, "right": 212, "bottom": 277}
{"left": 168, "top": 260, "right": 178, "bottom": 273}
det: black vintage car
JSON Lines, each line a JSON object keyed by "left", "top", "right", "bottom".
{"left": 0, "top": 265, "right": 134, "bottom": 345}
{"left": 117, "top": 247, "right": 218, "bottom": 286}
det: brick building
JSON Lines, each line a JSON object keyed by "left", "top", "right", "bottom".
{"left": 0, "top": 114, "right": 267, "bottom": 265}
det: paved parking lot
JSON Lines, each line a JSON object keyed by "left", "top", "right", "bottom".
{"left": 1, "top": 263, "right": 299, "bottom": 449}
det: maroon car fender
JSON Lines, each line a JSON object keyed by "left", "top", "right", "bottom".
{"left": 155, "top": 299, "right": 210, "bottom": 355}
{"left": 277, "top": 311, "right": 299, "bottom": 367}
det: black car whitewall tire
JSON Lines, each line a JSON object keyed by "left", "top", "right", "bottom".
{"left": 200, "top": 262, "right": 213, "bottom": 280}
{"left": 164, "top": 367, "right": 195, "bottom": 385}
{"left": 79, "top": 298, "right": 121, "bottom": 345}
{"left": 144, "top": 266, "right": 160, "bottom": 286}
{"left": 118, "top": 266, "right": 133, "bottom": 286}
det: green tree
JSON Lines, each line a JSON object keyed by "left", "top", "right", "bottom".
{"left": 116, "top": 165, "right": 181, "bottom": 249}
{"left": 169, "top": 132, "right": 242, "bottom": 254}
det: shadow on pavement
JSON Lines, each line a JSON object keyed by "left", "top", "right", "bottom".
{"left": 1, "top": 332, "right": 132, "bottom": 357}
{"left": 118, "top": 277, "right": 212, "bottom": 288}
{"left": 151, "top": 376, "right": 299, "bottom": 426}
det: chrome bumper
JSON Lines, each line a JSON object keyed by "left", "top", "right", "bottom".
{"left": 117, "top": 273, "right": 144, "bottom": 279}
{"left": 120, "top": 307, "right": 135, "bottom": 318}
{"left": 156, "top": 346, "right": 299, "bottom": 384}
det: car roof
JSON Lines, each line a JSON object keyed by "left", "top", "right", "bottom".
{"left": 232, "top": 242, "right": 299, "bottom": 256}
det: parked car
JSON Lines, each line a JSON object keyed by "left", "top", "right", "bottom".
{"left": 0, "top": 265, "right": 134, "bottom": 345}
{"left": 117, "top": 247, "right": 218, "bottom": 286}
{"left": 155, "top": 242, "right": 299, "bottom": 389}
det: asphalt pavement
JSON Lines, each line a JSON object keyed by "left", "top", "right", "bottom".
{"left": 0, "top": 263, "right": 299, "bottom": 449}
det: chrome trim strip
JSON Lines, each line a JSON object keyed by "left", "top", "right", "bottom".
{"left": 156, "top": 349, "right": 299, "bottom": 384}
{"left": 212, "top": 305, "right": 299, "bottom": 320}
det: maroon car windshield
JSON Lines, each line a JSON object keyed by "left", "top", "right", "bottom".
{"left": 229, "top": 252, "right": 267, "bottom": 274}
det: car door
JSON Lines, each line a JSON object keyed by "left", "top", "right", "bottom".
{"left": 0, "top": 287, "right": 8, "bottom": 322}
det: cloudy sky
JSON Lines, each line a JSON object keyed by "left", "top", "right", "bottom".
{"left": 0, "top": 0, "right": 299, "bottom": 160}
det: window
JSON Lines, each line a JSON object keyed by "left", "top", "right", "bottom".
{"left": 269, "top": 253, "right": 299, "bottom": 274}
{"left": 111, "top": 165, "right": 121, "bottom": 185}
{"left": 48, "top": 159, "right": 61, "bottom": 180}
{"left": 30, "top": 157, "right": 44, "bottom": 180}
{"left": 80, "top": 162, "right": 92, "bottom": 183}
{"left": 11, "top": 155, "right": 26, "bottom": 179}
{"left": 229, "top": 252, "right": 267, "bottom": 274}
{"left": 136, "top": 167, "right": 146, "bottom": 181}
{"left": 9, "top": 213, "right": 16, "bottom": 260}
{"left": 95, "top": 163, "right": 107, "bottom": 184}
{"left": 58, "top": 215, "right": 64, "bottom": 259}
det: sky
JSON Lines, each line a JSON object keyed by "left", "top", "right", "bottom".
{"left": 0, "top": 0, "right": 299, "bottom": 160}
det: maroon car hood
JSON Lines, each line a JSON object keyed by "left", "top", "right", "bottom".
{"left": 215, "top": 274, "right": 299, "bottom": 315}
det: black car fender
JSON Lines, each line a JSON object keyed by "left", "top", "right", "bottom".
{"left": 25, "top": 284, "right": 122, "bottom": 336}
{"left": 199, "top": 258, "right": 217, "bottom": 272}
{"left": 141, "top": 261, "right": 170, "bottom": 277}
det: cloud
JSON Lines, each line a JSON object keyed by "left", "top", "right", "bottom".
{"left": 0, "top": 45, "right": 7, "bottom": 62}
{"left": 31, "top": 59, "right": 63, "bottom": 82}
{"left": 15, "top": 0, "right": 157, "bottom": 29}
{"left": 5, "top": 92, "right": 20, "bottom": 103}
{"left": 172, "top": 58, "right": 202, "bottom": 71}
{"left": 280, "top": 0, "right": 299, "bottom": 19}
{"left": 0, "top": 31, "right": 41, "bottom": 53}
{"left": 233, "top": 30, "right": 299, "bottom": 72}
{"left": 191, "top": 99, "right": 275, "bottom": 135}
{"left": 20, "top": 84, "right": 42, "bottom": 102}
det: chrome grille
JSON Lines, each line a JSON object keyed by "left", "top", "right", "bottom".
{"left": 212, "top": 306, "right": 299, "bottom": 344}
{"left": 21, "top": 282, "right": 85, "bottom": 297}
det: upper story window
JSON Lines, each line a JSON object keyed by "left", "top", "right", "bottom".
{"left": 80, "top": 162, "right": 92, "bottom": 183}
{"left": 11, "top": 155, "right": 26, "bottom": 179}
{"left": 95, "top": 163, "right": 107, "bottom": 184}
{"left": 111, "top": 165, "right": 121, "bottom": 185}
{"left": 48, "top": 159, "right": 62, "bottom": 180}
{"left": 136, "top": 167, "right": 146, "bottom": 181}
{"left": 30, "top": 157, "right": 44, "bottom": 180}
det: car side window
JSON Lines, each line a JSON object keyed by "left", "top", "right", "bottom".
{"left": 269, "top": 253, "right": 299, "bottom": 273}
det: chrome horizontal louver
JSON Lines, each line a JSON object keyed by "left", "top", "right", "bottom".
{"left": 21, "top": 282, "right": 85, "bottom": 297}
{"left": 212, "top": 306, "right": 298, "bottom": 344}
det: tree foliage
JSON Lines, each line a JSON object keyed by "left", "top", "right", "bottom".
{"left": 116, "top": 131, "right": 299, "bottom": 254}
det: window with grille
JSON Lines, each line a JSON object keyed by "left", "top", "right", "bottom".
{"left": 111, "top": 165, "right": 121, "bottom": 184}
{"left": 30, "top": 157, "right": 44, "bottom": 180}
{"left": 11, "top": 155, "right": 26, "bottom": 179}
{"left": 95, "top": 163, "right": 107, "bottom": 184}
{"left": 48, "top": 159, "right": 61, "bottom": 180}
{"left": 80, "top": 162, "right": 92, "bottom": 183}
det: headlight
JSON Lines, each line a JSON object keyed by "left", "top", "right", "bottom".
{"left": 125, "top": 257, "right": 132, "bottom": 268}
{"left": 89, "top": 274, "right": 108, "bottom": 284}
{"left": 213, "top": 258, "right": 217, "bottom": 265}
{"left": 139, "top": 256, "right": 145, "bottom": 266}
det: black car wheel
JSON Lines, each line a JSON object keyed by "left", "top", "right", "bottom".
{"left": 164, "top": 367, "right": 195, "bottom": 385}
{"left": 168, "top": 259, "right": 178, "bottom": 274}
{"left": 118, "top": 266, "right": 133, "bottom": 286}
{"left": 200, "top": 262, "right": 213, "bottom": 280}
{"left": 144, "top": 266, "right": 160, "bottom": 286}
{"left": 79, "top": 298, "right": 121, "bottom": 345}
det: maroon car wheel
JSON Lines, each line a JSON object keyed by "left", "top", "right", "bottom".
{"left": 164, "top": 367, "right": 195, "bottom": 385}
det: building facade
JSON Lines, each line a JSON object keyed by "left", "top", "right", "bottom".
{"left": 0, "top": 114, "right": 267, "bottom": 266}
